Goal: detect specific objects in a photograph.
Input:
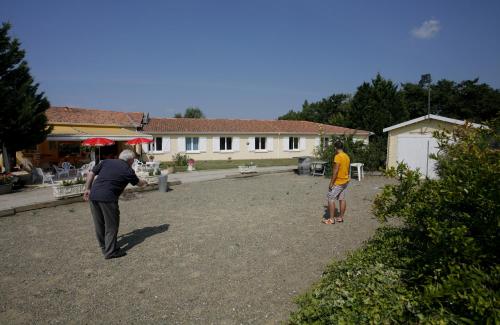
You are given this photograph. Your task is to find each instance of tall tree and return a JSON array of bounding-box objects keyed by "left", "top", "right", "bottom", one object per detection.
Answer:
[
  {"left": 278, "top": 95, "right": 351, "bottom": 127},
  {"left": 401, "top": 78, "right": 500, "bottom": 122},
  {"left": 0, "top": 23, "right": 51, "bottom": 172},
  {"left": 183, "top": 106, "right": 205, "bottom": 119},
  {"left": 349, "top": 74, "right": 407, "bottom": 136}
]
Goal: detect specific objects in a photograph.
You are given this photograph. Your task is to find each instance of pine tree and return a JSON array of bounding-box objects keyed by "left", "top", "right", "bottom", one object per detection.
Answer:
[{"left": 0, "top": 22, "right": 51, "bottom": 172}]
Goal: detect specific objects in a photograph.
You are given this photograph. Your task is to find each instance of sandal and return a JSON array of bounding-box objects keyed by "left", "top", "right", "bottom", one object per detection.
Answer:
[
  {"left": 335, "top": 217, "right": 344, "bottom": 223},
  {"left": 322, "top": 219, "right": 334, "bottom": 224}
]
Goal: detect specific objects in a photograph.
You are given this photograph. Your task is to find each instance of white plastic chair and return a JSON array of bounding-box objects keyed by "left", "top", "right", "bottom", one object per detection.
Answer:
[
  {"left": 132, "top": 159, "right": 145, "bottom": 172},
  {"left": 77, "top": 161, "right": 96, "bottom": 178},
  {"left": 62, "top": 162, "right": 76, "bottom": 176},
  {"left": 350, "top": 163, "right": 364, "bottom": 181},
  {"left": 35, "top": 168, "right": 54, "bottom": 184},
  {"left": 53, "top": 165, "right": 69, "bottom": 179}
]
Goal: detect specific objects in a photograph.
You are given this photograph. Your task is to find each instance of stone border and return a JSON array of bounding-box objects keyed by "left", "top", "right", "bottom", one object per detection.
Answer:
[{"left": 0, "top": 181, "right": 182, "bottom": 218}]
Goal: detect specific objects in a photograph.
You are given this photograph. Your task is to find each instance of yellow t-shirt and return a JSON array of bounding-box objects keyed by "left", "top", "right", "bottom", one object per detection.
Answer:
[{"left": 333, "top": 151, "right": 350, "bottom": 185}]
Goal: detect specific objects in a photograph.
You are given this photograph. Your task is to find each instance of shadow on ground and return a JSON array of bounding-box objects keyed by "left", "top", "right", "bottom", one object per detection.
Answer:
[{"left": 118, "top": 224, "right": 170, "bottom": 252}]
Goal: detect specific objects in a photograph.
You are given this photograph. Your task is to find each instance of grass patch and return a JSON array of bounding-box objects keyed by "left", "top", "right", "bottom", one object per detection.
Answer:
[{"left": 160, "top": 158, "right": 296, "bottom": 171}]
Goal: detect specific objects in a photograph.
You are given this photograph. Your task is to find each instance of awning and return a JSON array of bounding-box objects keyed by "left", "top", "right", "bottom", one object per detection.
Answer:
[{"left": 47, "top": 125, "right": 153, "bottom": 141}]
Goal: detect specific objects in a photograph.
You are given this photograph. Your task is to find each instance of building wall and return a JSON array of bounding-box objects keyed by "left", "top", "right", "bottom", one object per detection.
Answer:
[
  {"left": 386, "top": 120, "right": 457, "bottom": 169},
  {"left": 145, "top": 133, "right": 369, "bottom": 162}
]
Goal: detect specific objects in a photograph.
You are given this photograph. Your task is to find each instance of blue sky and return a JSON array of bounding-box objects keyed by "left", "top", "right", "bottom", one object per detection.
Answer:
[{"left": 1, "top": 0, "right": 499, "bottom": 119}]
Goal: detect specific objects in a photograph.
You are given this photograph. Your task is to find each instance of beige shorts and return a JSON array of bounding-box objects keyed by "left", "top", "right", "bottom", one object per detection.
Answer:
[{"left": 327, "top": 183, "right": 348, "bottom": 201}]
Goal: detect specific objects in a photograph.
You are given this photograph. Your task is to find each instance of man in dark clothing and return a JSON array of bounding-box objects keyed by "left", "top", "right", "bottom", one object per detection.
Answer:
[{"left": 83, "top": 149, "right": 147, "bottom": 259}]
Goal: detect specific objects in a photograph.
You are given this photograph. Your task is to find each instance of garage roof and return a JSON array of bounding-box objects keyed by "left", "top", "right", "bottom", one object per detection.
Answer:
[{"left": 383, "top": 114, "right": 484, "bottom": 133}]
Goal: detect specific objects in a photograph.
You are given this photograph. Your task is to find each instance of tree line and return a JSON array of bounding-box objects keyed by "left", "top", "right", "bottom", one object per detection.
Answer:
[{"left": 279, "top": 73, "right": 500, "bottom": 137}]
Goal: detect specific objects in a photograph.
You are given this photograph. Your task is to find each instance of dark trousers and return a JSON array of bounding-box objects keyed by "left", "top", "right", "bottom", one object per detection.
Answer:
[{"left": 90, "top": 200, "right": 120, "bottom": 258}]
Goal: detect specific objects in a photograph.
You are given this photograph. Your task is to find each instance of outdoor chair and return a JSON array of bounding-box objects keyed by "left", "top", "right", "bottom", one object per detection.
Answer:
[
  {"left": 34, "top": 167, "right": 54, "bottom": 184},
  {"left": 62, "top": 162, "right": 76, "bottom": 176},
  {"left": 350, "top": 163, "right": 364, "bottom": 181},
  {"left": 77, "top": 161, "right": 95, "bottom": 178},
  {"left": 53, "top": 165, "right": 69, "bottom": 179},
  {"left": 132, "top": 159, "right": 145, "bottom": 172}
]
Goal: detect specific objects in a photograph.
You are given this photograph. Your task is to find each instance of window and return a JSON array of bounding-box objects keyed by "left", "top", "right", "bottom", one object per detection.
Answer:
[
  {"left": 220, "top": 137, "right": 232, "bottom": 151},
  {"left": 255, "top": 137, "right": 266, "bottom": 150},
  {"left": 149, "top": 137, "right": 163, "bottom": 152},
  {"left": 186, "top": 137, "right": 199, "bottom": 151},
  {"left": 289, "top": 137, "right": 299, "bottom": 150},
  {"left": 321, "top": 137, "right": 329, "bottom": 148}
]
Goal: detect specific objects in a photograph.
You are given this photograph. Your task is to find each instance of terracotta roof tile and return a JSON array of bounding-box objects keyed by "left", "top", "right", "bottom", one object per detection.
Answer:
[
  {"left": 144, "top": 118, "right": 370, "bottom": 136},
  {"left": 46, "top": 107, "right": 144, "bottom": 127}
]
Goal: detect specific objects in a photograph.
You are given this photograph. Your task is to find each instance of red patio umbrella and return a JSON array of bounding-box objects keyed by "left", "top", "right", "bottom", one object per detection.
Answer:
[
  {"left": 82, "top": 137, "right": 115, "bottom": 161},
  {"left": 126, "top": 137, "right": 153, "bottom": 145},
  {"left": 126, "top": 137, "right": 153, "bottom": 161}
]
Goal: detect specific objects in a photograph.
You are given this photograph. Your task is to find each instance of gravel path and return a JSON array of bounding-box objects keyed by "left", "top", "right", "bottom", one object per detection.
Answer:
[{"left": 0, "top": 173, "right": 390, "bottom": 324}]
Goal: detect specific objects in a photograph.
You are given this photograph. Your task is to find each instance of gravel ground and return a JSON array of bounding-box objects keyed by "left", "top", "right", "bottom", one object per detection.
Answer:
[{"left": 0, "top": 173, "right": 390, "bottom": 324}]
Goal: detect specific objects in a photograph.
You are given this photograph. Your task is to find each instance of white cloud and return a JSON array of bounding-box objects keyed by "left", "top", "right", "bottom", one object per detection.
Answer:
[{"left": 411, "top": 19, "right": 441, "bottom": 39}]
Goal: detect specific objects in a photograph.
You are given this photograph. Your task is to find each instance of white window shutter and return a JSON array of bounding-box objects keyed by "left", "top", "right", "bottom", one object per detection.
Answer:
[
  {"left": 233, "top": 137, "right": 240, "bottom": 152},
  {"left": 283, "top": 137, "right": 289, "bottom": 151},
  {"left": 248, "top": 137, "right": 255, "bottom": 152},
  {"left": 177, "top": 137, "right": 186, "bottom": 152},
  {"left": 162, "top": 137, "right": 170, "bottom": 152},
  {"left": 142, "top": 143, "right": 149, "bottom": 153},
  {"left": 315, "top": 137, "right": 320, "bottom": 147},
  {"left": 299, "top": 137, "right": 306, "bottom": 151},
  {"left": 200, "top": 137, "right": 207, "bottom": 152},
  {"left": 212, "top": 137, "right": 220, "bottom": 152},
  {"left": 267, "top": 137, "right": 273, "bottom": 151}
]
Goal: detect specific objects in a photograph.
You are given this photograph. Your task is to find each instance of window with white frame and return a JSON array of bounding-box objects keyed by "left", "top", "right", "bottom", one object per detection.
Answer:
[
  {"left": 320, "top": 137, "right": 329, "bottom": 148},
  {"left": 186, "top": 137, "right": 199, "bottom": 151},
  {"left": 149, "top": 137, "right": 163, "bottom": 152},
  {"left": 220, "top": 137, "right": 232, "bottom": 151},
  {"left": 255, "top": 137, "right": 266, "bottom": 150},
  {"left": 289, "top": 137, "right": 299, "bottom": 150}
]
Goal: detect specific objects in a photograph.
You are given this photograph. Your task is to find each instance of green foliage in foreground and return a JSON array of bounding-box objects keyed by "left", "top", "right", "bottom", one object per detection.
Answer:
[{"left": 291, "top": 123, "right": 500, "bottom": 324}]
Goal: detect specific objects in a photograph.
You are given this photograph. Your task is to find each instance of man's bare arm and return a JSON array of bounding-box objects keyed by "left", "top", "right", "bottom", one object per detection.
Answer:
[
  {"left": 329, "top": 163, "right": 339, "bottom": 189},
  {"left": 83, "top": 171, "right": 95, "bottom": 201}
]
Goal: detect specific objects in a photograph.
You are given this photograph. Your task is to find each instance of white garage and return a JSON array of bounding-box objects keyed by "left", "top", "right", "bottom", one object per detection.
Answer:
[{"left": 383, "top": 114, "right": 482, "bottom": 178}]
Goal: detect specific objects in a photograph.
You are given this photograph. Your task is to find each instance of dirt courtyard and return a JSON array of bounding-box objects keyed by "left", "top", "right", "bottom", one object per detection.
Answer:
[{"left": 0, "top": 173, "right": 390, "bottom": 324}]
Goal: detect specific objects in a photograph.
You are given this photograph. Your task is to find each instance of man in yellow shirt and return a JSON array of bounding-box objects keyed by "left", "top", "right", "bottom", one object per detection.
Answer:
[{"left": 323, "top": 141, "right": 350, "bottom": 224}]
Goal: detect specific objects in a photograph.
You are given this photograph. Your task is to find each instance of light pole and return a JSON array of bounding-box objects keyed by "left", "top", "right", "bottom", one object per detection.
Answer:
[{"left": 420, "top": 74, "right": 432, "bottom": 116}]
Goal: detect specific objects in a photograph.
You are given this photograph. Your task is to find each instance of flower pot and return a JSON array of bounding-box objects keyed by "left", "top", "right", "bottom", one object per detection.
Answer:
[
  {"left": 238, "top": 165, "right": 257, "bottom": 174},
  {"left": 53, "top": 183, "right": 86, "bottom": 199},
  {"left": 0, "top": 183, "right": 13, "bottom": 195}
]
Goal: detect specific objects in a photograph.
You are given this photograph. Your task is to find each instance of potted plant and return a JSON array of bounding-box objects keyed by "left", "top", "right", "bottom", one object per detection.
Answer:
[
  {"left": 238, "top": 162, "right": 257, "bottom": 174},
  {"left": 0, "top": 174, "right": 14, "bottom": 195},
  {"left": 187, "top": 158, "right": 195, "bottom": 171},
  {"left": 142, "top": 169, "right": 160, "bottom": 184},
  {"left": 53, "top": 177, "right": 86, "bottom": 199}
]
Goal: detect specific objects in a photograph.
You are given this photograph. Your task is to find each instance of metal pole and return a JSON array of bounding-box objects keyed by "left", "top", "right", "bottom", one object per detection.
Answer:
[{"left": 427, "top": 84, "right": 431, "bottom": 116}]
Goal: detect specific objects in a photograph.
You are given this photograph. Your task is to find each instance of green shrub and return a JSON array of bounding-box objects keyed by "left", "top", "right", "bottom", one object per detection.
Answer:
[
  {"left": 172, "top": 153, "right": 189, "bottom": 166},
  {"left": 290, "top": 227, "right": 418, "bottom": 324},
  {"left": 292, "top": 122, "right": 500, "bottom": 323},
  {"left": 315, "top": 135, "right": 386, "bottom": 173},
  {"left": 61, "top": 177, "right": 85, "bottom": 186}
]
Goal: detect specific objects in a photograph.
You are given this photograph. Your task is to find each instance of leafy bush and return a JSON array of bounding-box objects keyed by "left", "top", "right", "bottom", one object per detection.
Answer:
[
  {"left": 61, "top": 177, "right": 85, "bottom": 186},
  {"left": 172, "top": 153, "right": 189, "bottom": 166},
  {"left": 290, "top": 227, "right": 417, "bottom": 324},
  {"left": 0, "top": 174, "right": 14, "bottom": 185},
  {"left": 291, "top": 122, "right": 500, "bottom": 323},
  {"left": 315, "top": 135, "right": 386, "bottom": 173}
]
